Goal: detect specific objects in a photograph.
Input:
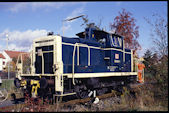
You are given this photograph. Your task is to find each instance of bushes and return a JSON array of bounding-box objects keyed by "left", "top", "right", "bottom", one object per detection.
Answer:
[{"left": 143, "top": 49, "right": 168, "bottom": 104}]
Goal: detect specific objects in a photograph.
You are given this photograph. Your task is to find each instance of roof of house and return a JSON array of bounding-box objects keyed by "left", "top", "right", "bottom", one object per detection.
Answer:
[
  {"left": 0, "top": 53, "right": 5, "bottom": 59},
  {"left": 4, "top": 50, "right": 27, "bottom": 59}
]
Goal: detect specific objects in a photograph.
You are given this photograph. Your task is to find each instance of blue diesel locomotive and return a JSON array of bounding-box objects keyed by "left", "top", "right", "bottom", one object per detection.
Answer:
[{"left": 15, "top": 23, "right": 138, "bottom": 100}]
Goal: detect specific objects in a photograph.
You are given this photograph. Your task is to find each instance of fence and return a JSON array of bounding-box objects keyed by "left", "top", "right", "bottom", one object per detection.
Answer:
[{"left": 0, "top": 72, "right": 16, "bottom": 79}]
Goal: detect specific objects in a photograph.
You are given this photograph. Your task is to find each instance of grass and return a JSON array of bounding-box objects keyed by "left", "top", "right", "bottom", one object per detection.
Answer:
[
  {"left": 0, "top": 79, "right": 14, "bottom": 91},
  {"left": 0, "top": 84, "right": 168, "bottom": 112},
  {"left": 0, "top": 74, "right": 168, "bottom": 112},
  {"left": 0, "top": 79, "right": 23, "bottom": 100},
  {"left": 57, "top": 82, "right": 168, "bottom": 112}
]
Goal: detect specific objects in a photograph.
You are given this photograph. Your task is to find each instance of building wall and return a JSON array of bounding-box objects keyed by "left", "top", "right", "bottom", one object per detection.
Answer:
[
  {"left": 2, "top": 51, "right": 11, "bottom": 68},
  {"left": 2, "top": 58, "right": 6, "bottom": 70},
  {"left": 0, "top": 58, "right": 2, "bottom": 71},
  {"left": 2, "top": 51, "right": 11, "bottom": 62},
  {"left": 0, "top": 51, "right": 12, "bottom": 71},
  {"left": 0, "top": 58, "right": 7, "bottom": 71}
]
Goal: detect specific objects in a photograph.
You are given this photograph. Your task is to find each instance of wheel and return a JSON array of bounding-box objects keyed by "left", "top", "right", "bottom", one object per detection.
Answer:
[
  {"left": 76, "top": 90, "right": 89, "bottom": 99},
  {"left": 115, "top": 85, "right": 124, "bottom": 95},
  {"left": 40, "top": 77, "right": 48, "bottom": 89},
  {"left": 14, "top": 78, "right": 20, "bottom": 88},
  {"left": 0, "top": 88, "right": 8, "bottom": 102},
  {"left": 75, "top": 85, "right": 89, "bottom": 99},
  {"left": 97, "top": 88, "right": 108, "bottom": 96}
]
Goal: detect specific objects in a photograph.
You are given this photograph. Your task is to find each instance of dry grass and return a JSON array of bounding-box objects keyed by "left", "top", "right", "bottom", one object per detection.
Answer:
[
  {"left": 1, "top": 78, "right": 168, "bottom": 112},
  {"left": 55, "top": 83, "right": 167, "bottom": 112},
  {"left": 57, "top": 83, "right": 168, "bottom": 112}
]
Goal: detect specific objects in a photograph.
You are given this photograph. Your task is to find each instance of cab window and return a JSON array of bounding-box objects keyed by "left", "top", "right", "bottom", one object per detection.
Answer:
[{"left": 110, "top": 35, "right": 122, "bottom": 48}]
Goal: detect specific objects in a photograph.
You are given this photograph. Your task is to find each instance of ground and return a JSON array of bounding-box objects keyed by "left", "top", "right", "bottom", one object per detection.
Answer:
[{"left": 0, "top": 75, "right": 168, "bottom": 112}]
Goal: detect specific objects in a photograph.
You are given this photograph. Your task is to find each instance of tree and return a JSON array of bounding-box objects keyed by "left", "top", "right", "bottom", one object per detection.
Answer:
[
  {"left": 144, "top": 13, "right": 168, "bottom": 100},
  {"left": 144, "top": 13, "right": 168, "bottom": 58},
  {"left": 12, "top": 57, "right": 17, "bottom": 64},
  {"left": 143, "top": 49, "right": 153, "bottom": 73},
  {"left": 4, "top": 61, "right": 16, "bottom": 72},
  {"left": 22, "top": 54, "right": 31, "bottom": 74},
  {"left": 143, "top": 49, "right": 158, "bottom": 76},
  {"left": 3, "top": 57, "right": 18, "bottom": 73},
  {"left": 110, "top": 9, "right": 141, "bottom": 52},
  {"left": 144, "top": 13, "right": 168, "bottom": 79}
]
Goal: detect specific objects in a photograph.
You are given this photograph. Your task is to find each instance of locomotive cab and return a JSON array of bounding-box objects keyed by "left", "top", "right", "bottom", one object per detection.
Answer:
[{"left": 76, "top": 23, "right": 124, "bottom": 49}]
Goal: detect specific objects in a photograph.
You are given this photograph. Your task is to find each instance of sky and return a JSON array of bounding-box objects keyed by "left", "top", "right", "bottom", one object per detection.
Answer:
[{"left": 0, "top": 1, "right": 167, "bottom": 57}]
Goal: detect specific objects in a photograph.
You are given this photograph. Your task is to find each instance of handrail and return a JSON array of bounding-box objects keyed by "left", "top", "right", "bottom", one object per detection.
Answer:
[
  {"left": 136, "top": 59, "right": 138, "bottom": 81},
  {"left": 88, "top": 46, "right": 90, "bottom": 66},
  {"left": 21, "top": 54, "right": 23, "bottom": 74},
  {"left": 72, "top": 43, "right": 91, "bottom": 85},
  {"left": 72, "top": 43, "right": 78, "bottom": 85},
  {"left": 30, "top": 50, "right": 33, "bottom": 74},
  {"left": 16, "top": 51, "right": 54, "bottom": 75},
  {"left": 42, "top": 52, "right": 44, "bottom": 74},
  {"left": 123, "top": 40, "right": 125, "bottom": 62},
  {"left": 142, "top": 68, "right": 144, "bottom": 83}
]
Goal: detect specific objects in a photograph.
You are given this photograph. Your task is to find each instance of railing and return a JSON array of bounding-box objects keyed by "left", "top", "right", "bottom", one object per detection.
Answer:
[
  {"left": 142, "top": 68, "right": 144, "bottom": 82},
  {"left": 16, "top": 52, "right": 31, "bottom": 75},
  {"left": 72, "top": 43, "right": 78, "bottom": 85},
  {"left": 17, "top": 50, "right": 54, "bottom": 75},
  {"left": 72, "top": 43, "right": 91, "bottom": 85}
]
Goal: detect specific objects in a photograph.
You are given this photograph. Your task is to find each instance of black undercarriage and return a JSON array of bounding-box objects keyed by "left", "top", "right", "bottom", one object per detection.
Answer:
[{"left": 15, "top": 75, "right": 137, "bottom": 100}]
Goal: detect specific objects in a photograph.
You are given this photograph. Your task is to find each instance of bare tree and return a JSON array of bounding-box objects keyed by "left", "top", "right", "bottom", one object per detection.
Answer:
[{"left": 144, "top": 13, "right": 168, "bottom": 57}]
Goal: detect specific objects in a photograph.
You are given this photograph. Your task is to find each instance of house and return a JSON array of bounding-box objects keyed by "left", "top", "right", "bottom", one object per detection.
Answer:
[
  {"left": 0, "top": 53, "right": 6, "bottom": 71},
  {"left": 0, "top": 50, "right": 27, "bottom": 71},
  {"left": 3, "top": 50, "right": 27, "bottom": 61}
]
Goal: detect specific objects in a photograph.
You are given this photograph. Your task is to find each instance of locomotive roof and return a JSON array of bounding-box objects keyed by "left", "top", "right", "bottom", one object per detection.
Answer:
[{"left": 76, "top": 29, "right": 108, "bottom": 38}]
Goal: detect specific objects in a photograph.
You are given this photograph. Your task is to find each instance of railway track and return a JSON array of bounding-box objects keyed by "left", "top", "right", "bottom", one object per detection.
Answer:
[
  {"left": 0, "top": 83, "right": 149, "bottom": 111},
  {"left": 0, "top": 90, "right": 120, "bottom": 111},
  {"left": 59, "top": 82, "right": 150, "bottom": 107},
  {"left": 59, "top": 90, "right": 119, "bottom": 107},
  {"left": 60, "top": 83, "right": 147, "bottom": 106}
]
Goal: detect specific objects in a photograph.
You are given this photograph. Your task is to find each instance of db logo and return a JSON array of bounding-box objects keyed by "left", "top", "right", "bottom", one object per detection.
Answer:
[{"left": 115, "top": 54, "right": 119, "bottom": 59}]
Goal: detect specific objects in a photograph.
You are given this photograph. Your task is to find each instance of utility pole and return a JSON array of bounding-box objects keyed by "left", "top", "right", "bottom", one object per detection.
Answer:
[
  {"left": 6, "top": 34, "right": 9, "bottom": 50},
  {"left": 6, "top": 34, "right": 10, "bottom": 79}
]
